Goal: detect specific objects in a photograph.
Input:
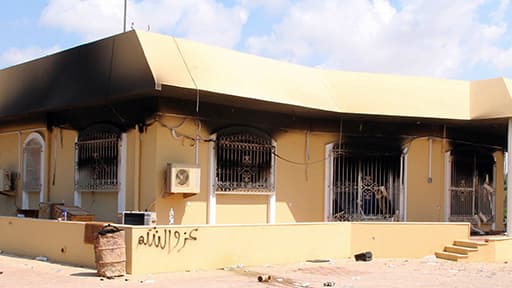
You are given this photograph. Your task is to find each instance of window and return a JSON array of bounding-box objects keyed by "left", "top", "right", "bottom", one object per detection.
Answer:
[
  {"left": 215, "top": 128, "right": 275, "bottom": 194},
  {"left": 22, "top": 132, "right": 45, "bottom": 209},
  {"left": 329, "top": 141, "right": 402, "bottom": 221},
  {"left": 448, "top": 148, "right": 495, "bottom": 222},
  {"left": 23, "top": 136, "right": 43, "bottom": 191},
  {"left": 75, "top": 124, "right": 120, "bottom": 191}
]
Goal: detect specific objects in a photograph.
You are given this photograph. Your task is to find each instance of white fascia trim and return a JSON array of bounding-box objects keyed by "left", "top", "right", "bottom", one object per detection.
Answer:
[
  {"left": 73, "top": 134, "right": 81, "bottom": 207},
  {"left": 324, "top": 143, "right": 335, "bottom": 222},
  {"left": 444, "top": 152, "right": 451, "bottom": 222},
  {"left": 208, "top": 135, "right": 216, "bottom": 224}
]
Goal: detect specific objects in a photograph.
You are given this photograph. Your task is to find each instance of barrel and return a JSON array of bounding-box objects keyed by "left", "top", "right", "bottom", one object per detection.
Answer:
[{"left": 94, "top": 225, "right": 126, "bottom": 277}]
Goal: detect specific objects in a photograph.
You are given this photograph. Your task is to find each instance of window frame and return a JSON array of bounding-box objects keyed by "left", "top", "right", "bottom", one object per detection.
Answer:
[
  {"left": 212, "top": 127, "right": 276, "bottom": 195},
  {"left": 22, "top": 132, "right": 45, "bottom": 209},
  {"left": 74, "top": 124, "right": 121, "bottom": 192}
]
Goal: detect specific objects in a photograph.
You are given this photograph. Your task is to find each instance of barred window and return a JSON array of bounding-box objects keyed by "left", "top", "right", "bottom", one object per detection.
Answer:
[
  {"left": 23, "top": 135, "right": 44, "bottom": 192},
  {"left": 75, "top": 124, "right": 120, "bottom": 192},
  {"left": 215, "top": 128, "right": 275, "bottom": 194}
]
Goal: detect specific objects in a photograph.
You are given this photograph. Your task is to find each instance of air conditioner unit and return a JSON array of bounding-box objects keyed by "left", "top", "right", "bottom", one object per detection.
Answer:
[
  {"left": 0, "top": 169, "right": 11, "bottom": 192},
  {"left": 122, "top": 211, "right": 156, "bottom": 225},
  {"left": 166, "top": 163, "right": 200, "bottom": 194}
]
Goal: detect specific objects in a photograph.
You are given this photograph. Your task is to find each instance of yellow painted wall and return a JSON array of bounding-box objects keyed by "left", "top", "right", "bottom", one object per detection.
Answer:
[
  {"left": 0, "top": 133, "right": 20, "bottom": 215},
  {"left": 48, "top": 128, "right": 76, "bottom": 206},
  {"left": 151, "top": 117, "right": 209, "bottom": 225},
  {"left": 351, "top": 222, "right": 469, "bottom": 258},
  {"left": 0, "top": 128, "right": 50, "bottom": 214},
  {"left": 406, "top": 138, "right": 445, "bottom": 221},
  {"left": 125, "top": 129, "right": 139, "bottom": 211},
  {"left": 216, "top": 195, "right": 268, "bottom": 224},
  {"left": 0, "top": 217, "right": 485, "bottom": 275},
  {"left": 125, "top": 222, "right": 351, "bottom": 274},
  {"left": 149, "top": 116, "right": 339, "bottom": 225},
  {"left": 274, "top": 131, "right": 337, "bottom": 223},
  {"left": 80, "top": 192, "right": 118, "bottom": 222},
  {"left": 0, "top": 217, "right": 95, "bottom": 267},
  {"left": 489, "top": 237, "right": 512, "bottom": 262}
]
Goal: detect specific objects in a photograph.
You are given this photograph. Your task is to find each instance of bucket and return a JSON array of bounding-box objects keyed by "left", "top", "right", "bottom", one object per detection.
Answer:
[{"left": 94, "top": 225, "right": 126, "bottom": 277}]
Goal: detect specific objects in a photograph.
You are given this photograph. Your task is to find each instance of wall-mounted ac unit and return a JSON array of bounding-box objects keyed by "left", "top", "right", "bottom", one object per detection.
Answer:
[
  {"left": 0, "top": 169, "right": 11, "bottom": 192},
  {"left": 122, "top": 211, "right": 156, "bottom": 225},
  {"left": 166, "top": 163, "right": 200, "bottom": 194}
]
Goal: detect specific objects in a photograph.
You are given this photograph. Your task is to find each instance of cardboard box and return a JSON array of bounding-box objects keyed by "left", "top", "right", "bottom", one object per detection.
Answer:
[{"left": 54, "top": 205, "right": 95, "bottom": 222}]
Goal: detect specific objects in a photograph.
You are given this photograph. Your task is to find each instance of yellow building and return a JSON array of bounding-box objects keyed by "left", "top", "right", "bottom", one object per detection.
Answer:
[{"left": 0, "top": 30, "right": 510, "bottom": 233}]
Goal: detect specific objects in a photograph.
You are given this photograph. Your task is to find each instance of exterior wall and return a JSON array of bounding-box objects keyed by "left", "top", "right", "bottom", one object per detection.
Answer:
[
  {"left": 351, "top": 222, "right": 469, "bottom": 258},
  {"left": 406, "top": 138, "right": 445, "bottom": 222},
  {"left": 0, "top": 126, "right": 49, "bottom": 215},
  {"left": 47, "top": 128, "right": 120, "bottom": 222},
  {"left": 0, "top": 132, "right": 20, "bottom": 215},
  {"left": 124, "top": 129, "right": 139, "bottom": 212},
  {"left": 150, "top": 115, "right": 339, "bottom": 225},
  {"left": 274, "top": 131, "right": 337, "bottom": 223},
  {"left": 125, "top": 222, "right": 351, "bottom": 274},
  {"left": 152, "top": 117, "right": 209, "bottom": 225},
  {"left": 0, "top": 117, "right": 505, "bottom": 229},
  {"left": 0, "top": 218, "right": 473, "bottom": 275},
  {"left": 48, "top": 128, "right": 76, "bottom": 206},
  {"left": 0, "top": 217, "right": 95, "bottom": 267}
]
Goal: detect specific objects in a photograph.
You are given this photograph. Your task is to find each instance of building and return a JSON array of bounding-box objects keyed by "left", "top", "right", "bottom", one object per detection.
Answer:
[{"left": 0, "top": 30, "right": 509, "bottom": 232}]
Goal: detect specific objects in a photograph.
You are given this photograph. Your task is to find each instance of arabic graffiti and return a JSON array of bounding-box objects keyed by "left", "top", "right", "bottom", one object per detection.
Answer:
[{"left": 137, "top": 227, "right": 198, "bottom": 253}]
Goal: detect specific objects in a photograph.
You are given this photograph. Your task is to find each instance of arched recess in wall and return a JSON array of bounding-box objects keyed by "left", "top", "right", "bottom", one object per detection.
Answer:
[
  {"left": 73, "top": 123, "right": 127, "bottom": 216},
  {"left": 22, "top": 132, "right": 45, "bottom": 209},
  {"left": 208, "top": 126, "right": 276, "bottom": 224}
]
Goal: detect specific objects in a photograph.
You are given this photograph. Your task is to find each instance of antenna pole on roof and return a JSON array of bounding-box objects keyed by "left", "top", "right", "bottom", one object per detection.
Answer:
[{"left": 123, "top": 0, "right": 127, "bottom": 32}]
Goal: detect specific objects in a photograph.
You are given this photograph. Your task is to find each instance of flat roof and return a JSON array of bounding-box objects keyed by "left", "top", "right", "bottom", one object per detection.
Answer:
[{"left": 0, "top": 30, "right": 510, "bottom": 121}]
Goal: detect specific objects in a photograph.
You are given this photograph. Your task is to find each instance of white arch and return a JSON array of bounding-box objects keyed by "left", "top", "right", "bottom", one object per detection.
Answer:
[{"left": 22, "top": 132, "right": 45, "bottom": 209}]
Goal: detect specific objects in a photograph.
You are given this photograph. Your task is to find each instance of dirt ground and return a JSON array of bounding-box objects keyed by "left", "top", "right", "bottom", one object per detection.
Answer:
[{"left": 1, "top": 252, "right": 512, "bottom": 288}]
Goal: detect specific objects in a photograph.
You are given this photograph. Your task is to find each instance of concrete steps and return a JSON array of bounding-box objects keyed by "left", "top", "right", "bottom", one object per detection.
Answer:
[
  {"left": 435, "top": 239, "right": 487, "bottom": 262},
  {"left": 435, "top": 251, "right": 469, "bottom": 261}
]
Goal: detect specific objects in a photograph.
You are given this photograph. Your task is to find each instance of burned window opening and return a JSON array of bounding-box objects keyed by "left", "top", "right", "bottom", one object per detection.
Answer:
[
  {"left": 331, "top": 143, "right": 401, "bottom": 221},
  {"left": 75, "top": 124, "right": 120, "bottom": 192},
  {"left": 215, "top": 129, "right": 275, "bottom": 194},
  {"left": 449, "top": 148, "right": 496, "bottom": 224}
]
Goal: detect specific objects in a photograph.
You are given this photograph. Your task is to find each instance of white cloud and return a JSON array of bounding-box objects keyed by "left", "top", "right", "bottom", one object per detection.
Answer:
[
  {"left": 40, "top": 0, "right": 124, "bottom": 40},
  {"left": 237, "top": 0, "right": 292, "bottom": 14},
  {"left": 34, "top": 0, "right": 512, "bottom": 79},
  {"left": 40, "top": 0, "right": 248, "bottom": 48},
  {"left": 246, "top": 0, "right": 512, "bottom": 79},
  {"left": 0, "top": 45, "right": 60, "bottom": 68}
]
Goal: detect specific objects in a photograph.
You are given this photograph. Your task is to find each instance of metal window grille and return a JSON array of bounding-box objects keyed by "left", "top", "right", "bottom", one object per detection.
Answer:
[
  {"left": 449, "top": 151, "right": 495, "bottom": 222},
  {"left": 331, "top": 145, "right": 401, "bottom": 221},
  {"left": 215, "top": 131, "right": 275, "bottom": 194},
  {"left": 75, "top": 125, "right": 120, "bottom": 192},
  {"left": 23, "top": 139, "right": 42, "bottom": 191}
]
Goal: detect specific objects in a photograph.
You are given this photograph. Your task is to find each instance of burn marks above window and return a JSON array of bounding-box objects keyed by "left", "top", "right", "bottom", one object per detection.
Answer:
[{"left": 215, "top": 128, "right": 275, "bottom": 194}]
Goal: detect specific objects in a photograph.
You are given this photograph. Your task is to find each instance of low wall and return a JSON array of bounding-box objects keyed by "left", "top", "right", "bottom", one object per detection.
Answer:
[
  {"left": 0, "top": 217, "right": 95, "bottom": 267},
  {"left": 123, "top": 222, "right": 351, "bottom": 274},
  {"left": 0, "top": 217, "right": 475, "bottom": 275},
  {"left": 351, "top": 222, "right": 470, "bottom": 258},
  {"left": 486, "top": 237, "right": 512, "bottom": 262}
]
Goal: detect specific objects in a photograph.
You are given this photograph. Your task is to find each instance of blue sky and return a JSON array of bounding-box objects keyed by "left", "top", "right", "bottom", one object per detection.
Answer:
[{"left": 1, "top": 0, "right": 511, "bottom": 80}]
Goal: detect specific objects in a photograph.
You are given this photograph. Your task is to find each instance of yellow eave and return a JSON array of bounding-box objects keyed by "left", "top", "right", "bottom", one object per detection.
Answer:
[{"left": 135, "top": 30, "right": 512, "bottom": 121}]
